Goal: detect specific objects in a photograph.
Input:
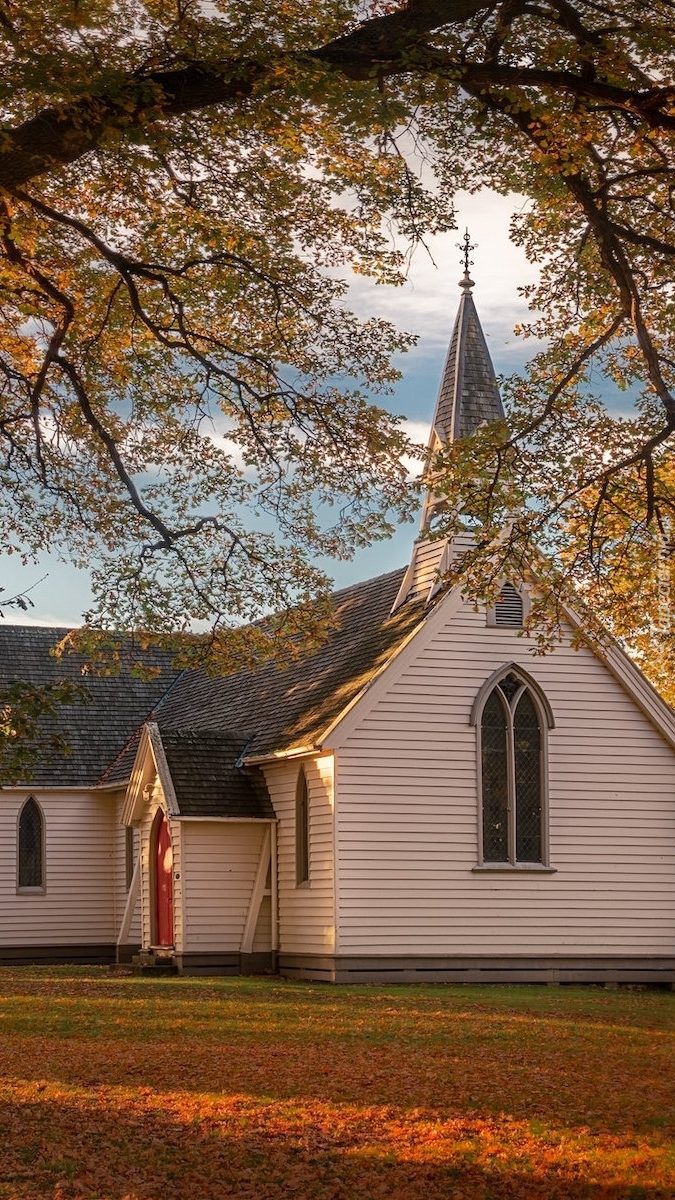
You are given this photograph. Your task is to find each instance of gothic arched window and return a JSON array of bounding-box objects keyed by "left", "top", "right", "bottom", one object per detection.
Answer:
[
  {"left": 472, "top": 668, "right": 554, "bottom": 867},
  {"left": 295, "top": 769, "right": 309, "bottom": 886},
  {"left": 18, "top": 797, "right": 44, "bottom": 889}
]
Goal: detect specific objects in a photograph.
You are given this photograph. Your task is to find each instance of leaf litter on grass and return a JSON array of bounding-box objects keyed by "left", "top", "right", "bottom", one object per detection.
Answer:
[{"left": 0, "top": 970, "right": 674, "bottom": 1199}]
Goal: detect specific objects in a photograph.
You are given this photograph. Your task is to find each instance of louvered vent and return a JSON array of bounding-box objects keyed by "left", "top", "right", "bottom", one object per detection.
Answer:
[{"left": 494, "top": 583, "right": 523, "bottom": 627}]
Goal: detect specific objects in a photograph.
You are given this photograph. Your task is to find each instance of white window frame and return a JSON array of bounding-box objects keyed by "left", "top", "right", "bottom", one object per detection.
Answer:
[
  {"left": 16, "top": 795, "right": 46, "bottom": 893},
  {"left": 470, "top": 663, "right": 556, "bottom": 873}
]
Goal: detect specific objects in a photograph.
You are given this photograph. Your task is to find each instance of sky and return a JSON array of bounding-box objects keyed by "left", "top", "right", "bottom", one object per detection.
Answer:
[{"left": 0, "top": 191, "right": 540, "bottom": 628}]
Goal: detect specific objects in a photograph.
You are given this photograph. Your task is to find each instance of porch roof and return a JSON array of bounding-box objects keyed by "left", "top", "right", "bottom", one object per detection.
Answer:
[{"left": 157, "top": 729, "right": 275, "bottom": 818}]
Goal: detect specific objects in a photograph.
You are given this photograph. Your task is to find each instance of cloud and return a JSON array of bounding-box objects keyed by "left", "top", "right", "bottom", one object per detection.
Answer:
[{"left": 347, "top": 190, "right": 540, "bottom": 364}]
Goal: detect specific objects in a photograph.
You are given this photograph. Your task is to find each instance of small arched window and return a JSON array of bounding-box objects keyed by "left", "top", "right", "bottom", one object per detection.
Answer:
[
  {"left": 18, "top": 797, "right": 44, "bottom": 889},
  {"left": 295, "top": 769, "right": 309, "bottom": 886},
  {"left": 472, "top": 668, "right": 553, "bottom": 868}
]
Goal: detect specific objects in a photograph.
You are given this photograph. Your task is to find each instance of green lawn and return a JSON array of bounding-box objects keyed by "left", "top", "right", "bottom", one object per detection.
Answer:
[{"left": 0, "top": 968, "right": 673, "bottom": 1198}]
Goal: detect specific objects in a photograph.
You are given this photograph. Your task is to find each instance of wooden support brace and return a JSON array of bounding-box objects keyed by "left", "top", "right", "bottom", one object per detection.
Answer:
[
  {"left": 116, "top": 850, "right": 141, "bottom": 946},
  {"left": 240, "top": 825, "right": 272, "bottom": 955}
]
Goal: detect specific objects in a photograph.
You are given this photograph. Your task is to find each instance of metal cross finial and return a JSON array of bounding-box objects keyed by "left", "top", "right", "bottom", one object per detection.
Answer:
[{"left": 457, "top": 227, "right": 476, "bottom": 291}]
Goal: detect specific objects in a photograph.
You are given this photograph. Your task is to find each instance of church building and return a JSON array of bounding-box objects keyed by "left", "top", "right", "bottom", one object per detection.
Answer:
[{"left": 2, "top": 272, "right": 675, "bottom": 985}]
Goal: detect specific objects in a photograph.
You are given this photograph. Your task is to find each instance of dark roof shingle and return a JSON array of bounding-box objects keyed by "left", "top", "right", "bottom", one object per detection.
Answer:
[
  {"left": 0, "top": 568, "right": 425, "bottom": 802},
  {"left": 434, "top": 290, "right": 504, "bottom": 442},
  {"left": 159, "top": 729, "right": 275, "bottom": 818},
  {"left": 0, "top": 626, "right": 181, "bottom": 787},
  {"left": 152, "top": 567, "right": 423, "bottom": 761}
]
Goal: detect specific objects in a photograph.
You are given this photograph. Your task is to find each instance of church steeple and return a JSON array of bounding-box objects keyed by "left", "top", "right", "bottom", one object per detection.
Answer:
[
  {"left": 392, "top": 235, "right": 505, "bottom": 612},
  {"left": 428, "top": 235, "right": 504, "bottom": 450}
]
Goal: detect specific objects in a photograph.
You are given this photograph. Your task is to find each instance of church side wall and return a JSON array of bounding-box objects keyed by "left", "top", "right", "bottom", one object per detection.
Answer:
[
  {"left": 0, "top": 788, "right": 117, "bottom": 955},
  {"left": 263, "top": 755, "right": 335, "bottom": 958},
  {"left": 180, "top": 820, "right": 269, "bottom": 954},
  {"left": 330, "top": 596, "right": 675, "bottom": 961}
]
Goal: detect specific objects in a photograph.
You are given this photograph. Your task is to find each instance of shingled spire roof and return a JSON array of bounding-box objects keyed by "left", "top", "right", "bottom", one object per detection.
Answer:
[
  {"left": 392, "top": 240, "right": 506, "bottom": 612},
  {"left": 429, "top": 267, "right": 504, "bottom": 449}
]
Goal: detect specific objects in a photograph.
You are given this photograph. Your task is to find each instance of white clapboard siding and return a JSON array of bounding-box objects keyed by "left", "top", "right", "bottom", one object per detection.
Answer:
[
  {"left": 0, "top": 789, "right": 117, "bottom": 945},
  {"left": 139, "top": 784, "right": 184, "bottom": 951},
  {"left": 264, "top": 755, "right": 335, "bottom": 954},
  {"left": 329, "top": 592, "right": 675, "bottom": 956},
  {"left": 405, "top": 540, "right": 446, "bottom": 602},
  {"left": 180, "top": 820, "right": 269, "bottom": 953}
]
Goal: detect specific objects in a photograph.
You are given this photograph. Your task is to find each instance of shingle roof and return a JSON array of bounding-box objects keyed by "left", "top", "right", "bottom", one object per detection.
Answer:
[
  {"left": 433, "top": 287, "right": 504, "bottom": 443},
  {"left": 158, "top": 730, "right": 275, "bottom": 818},
  {"left": 149, "top": 567, "right": 423, "bottom": 761},
  {"left": 0, "top": 626, "right": 181, "bottom": 787},
  {"left": 98, "top": 567, "right": 424, "bottom": 814}
]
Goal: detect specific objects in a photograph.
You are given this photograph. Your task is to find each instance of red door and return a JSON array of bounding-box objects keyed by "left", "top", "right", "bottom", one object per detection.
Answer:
[{"left": 155, "top": 812, "right": 174, "bottom": 947}]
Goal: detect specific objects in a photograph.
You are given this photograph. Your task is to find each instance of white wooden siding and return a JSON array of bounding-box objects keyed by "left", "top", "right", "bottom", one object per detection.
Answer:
[
  {"left": 0, "top": 789, "right": 117, "bottom": 946},
  {"left": 180, "top": 821, "right": 269, "bottom": 953},
  {"left": 329, "top": 592, "right": 675, "bottom": 956},
  {"left": 263, "top": 755, "right": 335, "bottom": 954}
]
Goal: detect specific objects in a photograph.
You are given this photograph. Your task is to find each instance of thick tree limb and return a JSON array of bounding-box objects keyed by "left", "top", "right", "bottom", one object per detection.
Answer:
[
  {"left": 2, "top": 0, "right": 675, "bottom": 192},
  {"left": 0, "top": 1, "right": 495, "bottom": 189}
]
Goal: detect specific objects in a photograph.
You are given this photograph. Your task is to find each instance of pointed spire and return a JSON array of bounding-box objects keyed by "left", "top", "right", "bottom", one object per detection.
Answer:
[
  {"left": 416, "top": 236, "right": 505, "bottom": 537},
  {"left": 429, "top": 230, "right": 504, "bottom": 450},
  {"left": 391, "top": 240, "right": 506, "bottom": 613}
]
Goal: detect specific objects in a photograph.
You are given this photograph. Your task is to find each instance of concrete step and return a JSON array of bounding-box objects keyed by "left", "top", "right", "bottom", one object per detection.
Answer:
[{"left": 131, "top": 951, "right": 177, "bottom": 976}]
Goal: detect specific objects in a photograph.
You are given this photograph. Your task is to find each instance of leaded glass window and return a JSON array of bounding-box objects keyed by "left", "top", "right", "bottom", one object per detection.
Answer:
[
  {"left": 18, "top": 798, "right": 44, "bottom": 888},
  {"left": 296, "top": 770, "right": 309, "bottom": 885},
  {"left": 480, "top": 677, "right": 545, "bottom": 864},
  {"left": 481, "top": 690, "right": 508, "bottom": 862},
  {"left": 514, "top": 691, "right": 542, "bottom": 862},
  {"left": 125, "top": 825, "right": 136, "bottom": 890}
]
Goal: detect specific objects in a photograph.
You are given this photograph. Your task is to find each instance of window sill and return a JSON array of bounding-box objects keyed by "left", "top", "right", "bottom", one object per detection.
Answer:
[
  {"left": 17, "top": 886, "right": 46, "bottom": 894},
  {"left": 472, "top": 864, "right": 556, "bottom": 874}
]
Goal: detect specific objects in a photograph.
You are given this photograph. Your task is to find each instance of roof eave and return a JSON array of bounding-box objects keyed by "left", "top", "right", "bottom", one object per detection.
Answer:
[
  {"left": 560, "top": 600, "right": 675, "bottom": 750},
  {"left": 170, "top": 814, "right": 278, "bottom": 822},
  {"left": 240, "top": 743, "right": 320, "bottom": 767}
]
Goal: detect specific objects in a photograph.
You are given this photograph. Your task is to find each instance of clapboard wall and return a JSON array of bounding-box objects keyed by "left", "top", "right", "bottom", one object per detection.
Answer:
[
  {"left": 0, "top": 787, "right": 122, "bottom": 957},
  {"left": 180, "top": 819, "right": 269, "bottom": 953},
  {"left": 327, "top": 590, "right": 675, "bottom": 959},
  {"left": 113, "top": 791, "right": 140, "bottom": 947},
  {"left": 264, "top": 754, "right": 335, "bottom": 956}
]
